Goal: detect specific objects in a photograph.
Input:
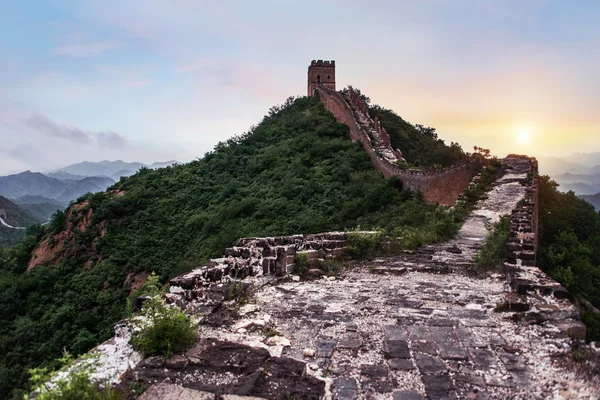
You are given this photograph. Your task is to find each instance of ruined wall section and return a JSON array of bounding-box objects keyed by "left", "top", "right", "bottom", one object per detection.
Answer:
[
  {"left": 502, "top": 157, "right": 587, "bottom": 340},
  {"left": 167, "top": 232, "right": 349, "bottom": 312},
  {"left": 317, "top": 86, "right": 473, "bottom": 206}
]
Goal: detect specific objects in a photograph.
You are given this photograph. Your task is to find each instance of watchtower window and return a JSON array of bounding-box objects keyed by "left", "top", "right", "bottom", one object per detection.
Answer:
[
  {"left": 317, "top": 75, "right": 321, "bottom": 84},
  {"left": 327, "top": 75, "right": 330, "bottom": 79}
]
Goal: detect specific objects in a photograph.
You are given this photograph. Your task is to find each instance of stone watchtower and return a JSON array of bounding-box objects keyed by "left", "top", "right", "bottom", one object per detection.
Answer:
[{"left": 307, "top": 60, "right": 335, "bottom": 96}]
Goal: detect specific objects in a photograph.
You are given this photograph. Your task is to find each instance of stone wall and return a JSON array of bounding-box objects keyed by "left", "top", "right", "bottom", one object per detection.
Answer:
[
  {"left": 167, "top": 232, "right": 348, "bottom": 312},
  {"left": 317, "top": 86, "right": 474, "bottom": 206},
  {"left": 502, "top": 157, "right": 587, "bottom": 340}
]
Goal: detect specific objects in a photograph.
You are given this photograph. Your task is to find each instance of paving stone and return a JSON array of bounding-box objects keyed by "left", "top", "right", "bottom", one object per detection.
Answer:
[
  {"left": 384, "top": 326, "right": 411, "bottom": 358},
  {"left": 407, "top": 325, "right": 430, "bottom": 339},
  {"left": 338, "top": 333, "right": 362, "bottom": 350},
  {"left": 315, "top": 339, "right": 337, "bottom": 358},
  {"left": 412, "top": 340, "right": 438, "bottom": 355},
  {"left": 429, "top": 327, "right": 455, "bottom": 342},
  {"left": 388, "top": 358, "right": 416, "bottom": 371},
  {"left": 427, "top": 318, "right": 459, "bottom": 327},
  {"left": 421, "top": 374, "right": 456, "bottom": 398},
  {"left": 437, "top": 341, "right": 468, "bottom": 361},
  {"left": 392, "top": 390, "right": 425, "bottom": 400},
  {"left": 468, "top": 348, "right": 496, "bottom": 370},
  {"left": 332, "top": 377, "right": 357, "bottom": 400},
  {"left": 484, "top": 375, "right": 516, "bottom": 388},
  {"left": 499, "top": 353, "right": 526, "bottom": 371},
  {"left": 453, "top": 373, "right": 485, "bottom": 387},
  {"left": 415, "top": 353, "right": 448, "bottom": 375},
  {"left": 360, "top": 364, "right": 389, "bottom": 378}
]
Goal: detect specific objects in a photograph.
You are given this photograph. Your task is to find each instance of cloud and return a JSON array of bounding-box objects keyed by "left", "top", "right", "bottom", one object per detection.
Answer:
[
  {"left": 24, "top": 114, "right": 128, "bottom": 148},
  {"left": 54, "top": 41, "right": 126, "bottom": 57},
  {"left": 175, "top": 59, "right": 214, "bottom": 73}
]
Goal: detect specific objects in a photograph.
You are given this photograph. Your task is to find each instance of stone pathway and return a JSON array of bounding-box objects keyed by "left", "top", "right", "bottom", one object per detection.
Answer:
[{"left": 119, "top": 158, "right": 599, "bottom": 400}]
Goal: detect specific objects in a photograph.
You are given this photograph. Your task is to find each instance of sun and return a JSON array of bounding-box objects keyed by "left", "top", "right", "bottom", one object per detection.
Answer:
[{"left": 516, "top": 129, "right": 531, "bottom": 144}]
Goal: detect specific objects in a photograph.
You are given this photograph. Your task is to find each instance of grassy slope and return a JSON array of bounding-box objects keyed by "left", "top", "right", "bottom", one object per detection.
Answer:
[{"left": 0, "top": 95, "right": 467, "bottom": 398}]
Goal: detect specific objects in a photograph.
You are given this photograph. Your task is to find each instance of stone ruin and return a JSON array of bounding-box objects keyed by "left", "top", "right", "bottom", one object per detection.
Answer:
[{"left": 76, "top": 156, "right": 599, "bottom": 400}]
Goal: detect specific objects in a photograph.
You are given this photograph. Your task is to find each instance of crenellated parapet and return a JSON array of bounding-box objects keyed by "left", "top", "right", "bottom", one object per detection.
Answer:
[{"left": 501, "top": 156, "right": 587, "bottom": 340}]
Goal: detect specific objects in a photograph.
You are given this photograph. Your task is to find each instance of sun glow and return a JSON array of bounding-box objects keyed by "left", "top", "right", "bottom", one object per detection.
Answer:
[{"left": 516, "top": 129, "right": 531, "bottom": 144}]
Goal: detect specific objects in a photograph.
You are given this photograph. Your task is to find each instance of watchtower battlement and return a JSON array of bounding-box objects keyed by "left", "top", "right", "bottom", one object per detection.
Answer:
[{"left": 307, "top": 60, "right": 335, "bottom": 96}]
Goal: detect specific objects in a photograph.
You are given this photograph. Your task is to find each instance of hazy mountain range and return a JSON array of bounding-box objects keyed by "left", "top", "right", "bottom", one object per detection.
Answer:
[
  {"left": 538, "top": 152, "right": 600, "bottom": 210},
  {"left": 0, "top": 160, "right": 180, "bottom": 221}
]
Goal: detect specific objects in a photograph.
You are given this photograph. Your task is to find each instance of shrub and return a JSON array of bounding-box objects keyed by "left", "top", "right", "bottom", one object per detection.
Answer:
[
  {"left": 346, "top": 230, "right": 386, "bottom": 259},
  {"left": 130, "top": 295, "right": 196, "bottom": 357},
  {"left": 129, "top": 274, "right": 195, "bottom": 356},
  {"left": 294, "top": 253, "right": 310, "bottom": 276},
  {"left": 474, "top": 216, "right": 510, "bottom": 271},
  {"left": 28, "top": 354, "right": 121, "bottom": 400}
]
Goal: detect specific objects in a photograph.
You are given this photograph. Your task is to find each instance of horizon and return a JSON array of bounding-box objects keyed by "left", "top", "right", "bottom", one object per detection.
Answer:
[{"left": 1, "top": 1, "right": 600, "bottom": 174}]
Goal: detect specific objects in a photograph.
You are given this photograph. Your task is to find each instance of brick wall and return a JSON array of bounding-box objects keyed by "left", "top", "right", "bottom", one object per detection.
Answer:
[{"left": 317, "top": 87, "right": 474, "bottom": 206}]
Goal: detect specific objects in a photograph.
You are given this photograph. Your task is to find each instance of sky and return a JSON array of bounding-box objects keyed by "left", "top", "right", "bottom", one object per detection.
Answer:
[{"left": 1, "top": 0, "right": 599, "bottom": 174}]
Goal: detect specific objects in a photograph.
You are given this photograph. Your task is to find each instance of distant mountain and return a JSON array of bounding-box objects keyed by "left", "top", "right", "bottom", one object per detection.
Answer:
[
  {"left": 110, "top": 169, "right": 136, "bottom": 180},
  {"left": 0, "top": 195, "right": 41, "bottom": 246},
  {"left": 558, "top": 182, "right": 600, "bottom": 196},
  {"left": 0, "top": 171, "right": 66, "bottom": 199},
  {"left": 55, "top": 176, "right": 115, "bottom": 204},
  {"left": 580, "top": 193, "right": 600, "bottom": 211},
  {"left": 150, "top": 160, "right": 180, "bottom": 169},
  {"left": 0, "top": 160, "right": 180, "bottom": 210},
  {"left": 537, "top": 156, "right": 590, "bottom": 176},
  {"left": 46, "top": 171, "right": 94, "bottom": 181},
  {"left": 54, "top": 160, "right": 146, "bottom": 177},
  {"left": 12, "top": 195, "right": 65, "bottom": 207},
  {"left": 563, "top": 152, "right": 600, "bottom": 167},
  {"left": 56, "top": 160, "right": 175, "bottom": 178},
  {"left": 0, "top": 171, "right": 115, "bottom": 205}
]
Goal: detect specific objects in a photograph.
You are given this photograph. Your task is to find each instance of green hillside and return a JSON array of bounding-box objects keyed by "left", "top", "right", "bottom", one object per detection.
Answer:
[
  {"left": 0, "top": 95, "right": 472, "bottom": 398},
  {"left": 0, "top": 196, "right": 41, "bottom": 247}
]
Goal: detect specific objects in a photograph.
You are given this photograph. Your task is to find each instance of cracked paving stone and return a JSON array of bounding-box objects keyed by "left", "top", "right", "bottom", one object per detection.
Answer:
[
  {"left": 332, "top": 377, "right": 357, "bottom": 400},
  {"left": 393, "top": 390, "right": 426, "bottom": 400},
  {"left": 388, "top": 358, "right": 416, "bottom": 371},
  {"left": 415, "top": 353, "right": 448, "bottom": 375},
  {"left": 315, "top": 339, "right": 337, "bottom": 358}
]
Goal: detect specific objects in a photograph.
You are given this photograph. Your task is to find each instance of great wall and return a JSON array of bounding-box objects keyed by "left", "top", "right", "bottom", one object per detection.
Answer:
[
  {"left": 0, "top": 208, "right": 26, "bottom": 230},
  {"left": 41, "top": 63, "right": 600, "bottom": 399},
  {"left": 74, "top": 157, "right": 599, "bottom": 399},
  {"left": 316, "top": 86, "right": 473, "bottom": 206}
]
